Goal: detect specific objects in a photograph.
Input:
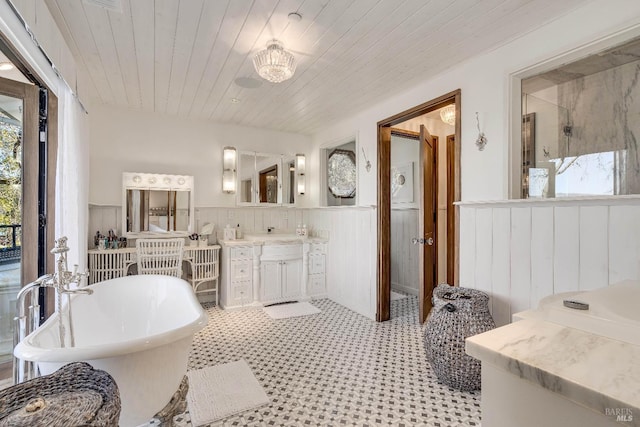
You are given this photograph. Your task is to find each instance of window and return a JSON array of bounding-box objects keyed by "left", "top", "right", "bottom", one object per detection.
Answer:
[{"left": 520, "top": 36, "right": 640, "bottom": 198}]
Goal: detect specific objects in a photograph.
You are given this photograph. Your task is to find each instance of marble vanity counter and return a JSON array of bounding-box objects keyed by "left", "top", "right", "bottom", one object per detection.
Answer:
[
  {"left": 466, "top": 318, "right": 640, "bottom": 425},
  {"left": 220, "top": 237, "right": 328, "bottom": 246}
]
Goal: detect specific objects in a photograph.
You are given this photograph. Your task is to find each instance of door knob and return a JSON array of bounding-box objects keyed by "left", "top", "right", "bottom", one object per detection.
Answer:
[{"left": 412, "top": 237, "right": 434, "bottom": 246}]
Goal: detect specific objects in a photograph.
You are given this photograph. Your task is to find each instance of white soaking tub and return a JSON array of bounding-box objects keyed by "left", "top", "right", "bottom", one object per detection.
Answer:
[
  {"left": 14, "top": 274, "right": 207, "bottom": 426},
  {"left": 514, "top": 279, "right": 640, "bottom": 346}
]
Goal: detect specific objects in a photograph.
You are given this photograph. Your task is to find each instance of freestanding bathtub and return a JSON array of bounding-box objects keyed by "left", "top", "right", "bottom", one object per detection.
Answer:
[{"left": 13, "top": 274, "right": 208, "bottom": 427}]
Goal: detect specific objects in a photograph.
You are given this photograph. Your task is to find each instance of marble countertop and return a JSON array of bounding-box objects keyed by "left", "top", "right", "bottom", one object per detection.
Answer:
[
  {"left": 220, "top": 237, "right": 328, "bottom": 246},
  {"left": 466, "top": 318, "right": 640, "bottom": 424}
]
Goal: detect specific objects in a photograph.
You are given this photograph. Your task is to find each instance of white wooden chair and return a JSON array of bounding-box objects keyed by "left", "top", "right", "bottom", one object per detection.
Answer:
[
  {"left": 136, "top": 238, "right": 184, "bottom": 277},
  {"left": 184, "top": 245, "right": 221, "bottom": 305}
]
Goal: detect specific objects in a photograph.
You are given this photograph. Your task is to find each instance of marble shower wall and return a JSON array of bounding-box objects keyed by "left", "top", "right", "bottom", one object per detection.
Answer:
[{"left": 557, "top": 59, "right": 640, "bottom": 193}]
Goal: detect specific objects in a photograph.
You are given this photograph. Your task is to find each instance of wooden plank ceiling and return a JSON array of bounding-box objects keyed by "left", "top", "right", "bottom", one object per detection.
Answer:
[{"left": 46, "top": 0, "right": 586, "bottom": 135}]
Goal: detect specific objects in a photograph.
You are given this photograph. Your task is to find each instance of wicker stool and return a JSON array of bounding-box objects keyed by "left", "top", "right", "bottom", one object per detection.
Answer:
[
  {"left": 0, "top": 362, "right": 120, "bottom": 426},
  {"left": 424, "top": 284, "right": 495, "bottom": 391}
]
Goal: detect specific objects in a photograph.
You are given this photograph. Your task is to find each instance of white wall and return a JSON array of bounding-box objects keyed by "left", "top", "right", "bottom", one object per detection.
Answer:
[
  {"left": 459, "top": 198, "right": 640, "bottom": 327},
  {"left": 89, "top": 104, "right": 313, "bottom": 207},
  {"left": 313, "top": 2, "right": 640, "bottom": 204},
  {"left": 310, "top": 1, "right": 640, "bottom": 320}
]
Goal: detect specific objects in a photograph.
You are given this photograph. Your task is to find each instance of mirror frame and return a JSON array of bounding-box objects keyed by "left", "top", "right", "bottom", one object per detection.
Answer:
[{"left": 122, "top": 172, "right": 195, "bottom": 238}]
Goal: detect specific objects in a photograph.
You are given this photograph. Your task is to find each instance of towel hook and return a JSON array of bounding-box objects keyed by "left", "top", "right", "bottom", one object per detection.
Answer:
[{"left": 361, "top": 147, "right": 371, "bottom": 172}]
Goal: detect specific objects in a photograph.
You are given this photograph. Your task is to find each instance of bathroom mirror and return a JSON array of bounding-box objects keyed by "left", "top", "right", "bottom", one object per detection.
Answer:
[
  {"left": 256, "top": 153, "right": 280, "bottom": 204},
  {"left": 237, "top": 152, "right": 297, "bottom": 206},
  {"left": 122, "top": 173, "right": 194, "bottom": 237},
  {"left": 238, "top": 152, "right": 255, "bottom": 204}
]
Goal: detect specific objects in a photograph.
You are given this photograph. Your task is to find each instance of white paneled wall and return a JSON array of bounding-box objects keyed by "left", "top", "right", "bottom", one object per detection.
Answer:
[
  {"left": 89, "top": 205, "right": 377, "bottom": 319},
  {"left": 391, "top": 209, "right": 419, "bottom": 295},
  {"left": 305, "top": 207, "right": 376, "bottom": 319},
  {"left": 459, "top": 198, "right": 640, "bottom": 327}
]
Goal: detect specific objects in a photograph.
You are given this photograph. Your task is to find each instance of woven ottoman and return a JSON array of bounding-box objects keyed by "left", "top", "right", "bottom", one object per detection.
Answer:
[
  {"left": 424, "top": 284, "right": 495, "bottom": 391},
  {"left": 0, "top": 362, "right": 120, "bottom": 426}
]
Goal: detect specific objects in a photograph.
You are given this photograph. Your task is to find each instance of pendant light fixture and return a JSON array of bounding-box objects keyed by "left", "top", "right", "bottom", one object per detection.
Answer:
[
  {"left": 253, "top": 39, "right": 296, "bottom": 83},
  {"left": 440, "top": 105, "right": 456, "bottom": 126}
]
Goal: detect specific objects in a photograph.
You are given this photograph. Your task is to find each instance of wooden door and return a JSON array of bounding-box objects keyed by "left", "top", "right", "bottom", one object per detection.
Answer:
[
  {"left": 446, "top": 134, "right": 456, "bottom": 285},
  {"left": 0, "top": 78, "right": 40, "bottom": 285},
  {"left": 418, "top": 125, "right": 436, "bottom": 323}
]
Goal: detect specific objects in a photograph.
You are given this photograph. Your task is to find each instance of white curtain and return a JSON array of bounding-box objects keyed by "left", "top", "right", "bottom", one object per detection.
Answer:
[{"left": 55, "top": 84, "right": 89, "bottom": 271}]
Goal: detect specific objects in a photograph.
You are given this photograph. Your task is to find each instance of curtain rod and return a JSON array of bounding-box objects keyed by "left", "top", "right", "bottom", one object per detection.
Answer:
[{"left": 5, "top": 0, "right": 88, "bottom": 114}]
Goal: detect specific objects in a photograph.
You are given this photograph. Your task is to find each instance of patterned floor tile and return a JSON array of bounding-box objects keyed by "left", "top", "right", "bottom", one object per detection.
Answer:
[{"left": 152, "top": 296, "right": 481, "bottom": 426}]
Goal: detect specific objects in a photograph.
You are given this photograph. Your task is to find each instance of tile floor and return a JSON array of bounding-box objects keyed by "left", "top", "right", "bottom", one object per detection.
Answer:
[{"left": 153, "top": 295, "right": 482, "bottom": 426}]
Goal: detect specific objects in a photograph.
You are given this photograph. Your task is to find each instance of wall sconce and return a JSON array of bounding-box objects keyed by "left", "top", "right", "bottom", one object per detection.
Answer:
[
  {"left": 475, "top": 112, "right": 487, "bottom": 151},
  {"left": 296, "top": 153, "right": 306, "bottom": 195},
  {"left": 222, "top": 146, "right": 237, "bottom": 193}
]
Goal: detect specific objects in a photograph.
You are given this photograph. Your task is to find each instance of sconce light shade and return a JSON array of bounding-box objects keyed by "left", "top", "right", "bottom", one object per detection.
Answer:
[
  {"left": 296, "top": 153, "right": 305, "bottom": 195},
  {"left": 222, "top": 146, "right": 237, "bottom": 193}
]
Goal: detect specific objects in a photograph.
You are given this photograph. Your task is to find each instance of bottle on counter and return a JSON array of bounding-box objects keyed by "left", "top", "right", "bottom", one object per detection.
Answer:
[{"left": 224, "top": 224, "right": 236, "bottom": 240}]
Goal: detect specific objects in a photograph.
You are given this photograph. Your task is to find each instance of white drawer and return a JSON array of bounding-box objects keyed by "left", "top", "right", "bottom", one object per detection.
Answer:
[
  {"left": 231, "top": 280, "right": 251, "bottom": 301},
  {"left": 309, "top": 254, "right": 325, "bottom": 275},
  {"left": 261, "top": 244, "right": 302, "bottom": 261},
  {"left": 231, "top": 246, "right": 252, "bottom": 259},
  {"left": 310, "top": 243, "right": 326, "bottom": 254},
  {"left": 308, "top": 274, "right": 325, "bottom": 295},
  {"left": 230, "top": 259, "right": 251, "bottom": 280}
]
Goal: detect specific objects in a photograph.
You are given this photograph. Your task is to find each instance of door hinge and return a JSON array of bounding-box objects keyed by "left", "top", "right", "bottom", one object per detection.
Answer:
[{"left": 38, "top": 214, "right": 47, "bottom": 228}]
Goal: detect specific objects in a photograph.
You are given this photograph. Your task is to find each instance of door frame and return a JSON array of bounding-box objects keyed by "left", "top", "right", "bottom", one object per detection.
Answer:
[
  {"left": 0, "top": 36, "right": 58, "bottom": 284},
  {"left": 0, "top": 28, "right": 58, "bottom": 381},
  {"left": 376, "top": 89, "right": 461, "bottom": 322}
]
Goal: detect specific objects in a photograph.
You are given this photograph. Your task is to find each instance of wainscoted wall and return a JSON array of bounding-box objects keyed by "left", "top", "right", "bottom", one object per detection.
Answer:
[
  {"left": 459, "top": 197, "right": 640, "bottom": 327},
  {"left": 391, "top": 209, "right": 419, "bottom": 295},
  {"left": 89, "top": 205, "right": 377, "bottom": 319},
  {"left": 304, "top": 208, "right": 377, "bottom": 319}
]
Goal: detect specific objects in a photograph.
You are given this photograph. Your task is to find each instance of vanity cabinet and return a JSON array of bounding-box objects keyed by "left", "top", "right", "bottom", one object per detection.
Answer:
[
  {"left": 260, "top": 244, "right": 303, "bottom": 304},
  {"left": 220, "top": 238, "right": 327, "bottom": 309},
  {"left": 220, "top": 245, "right": 254, "bottom": 308}
]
